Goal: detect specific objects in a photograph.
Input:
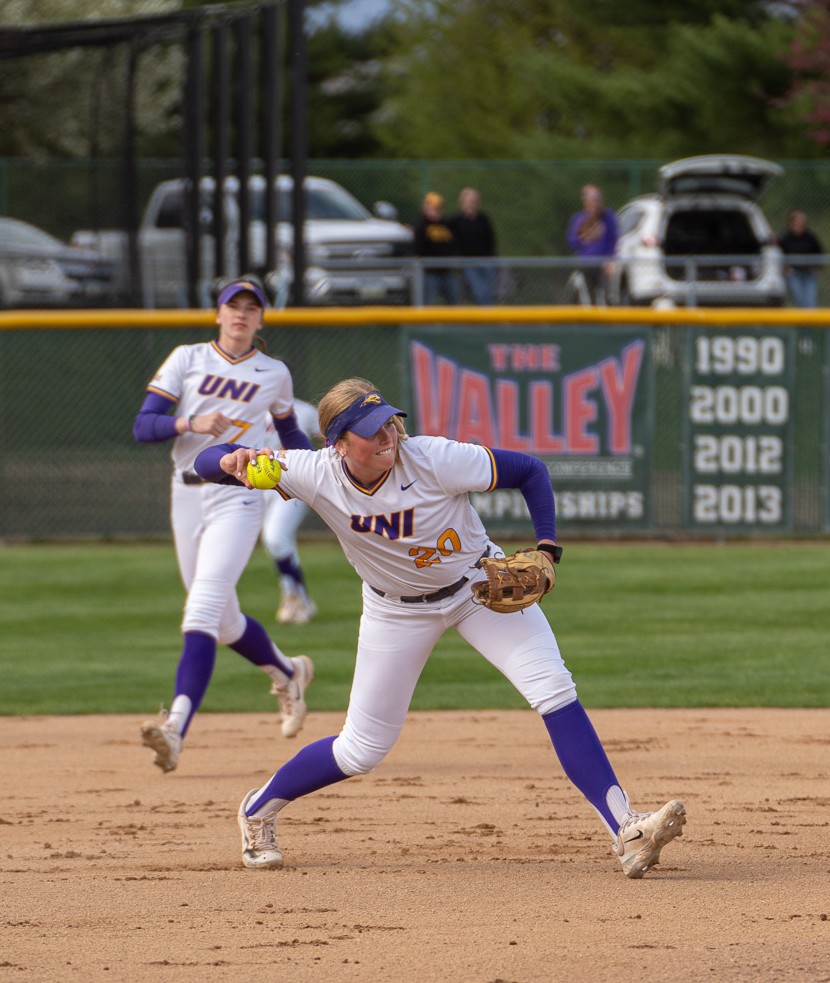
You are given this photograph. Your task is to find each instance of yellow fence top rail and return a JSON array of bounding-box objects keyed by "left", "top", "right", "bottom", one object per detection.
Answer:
[{"left": 2, "top": 304, "right": 830, "bottom": 330}]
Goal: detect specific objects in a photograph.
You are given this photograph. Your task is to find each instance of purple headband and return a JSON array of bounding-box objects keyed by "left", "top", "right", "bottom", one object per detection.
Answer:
[
  {"left": 216, "top": 278, "right": 268, "bottom": 309},
  {"left": 325, "top": 391, "right": 407, "bottom": 445}
]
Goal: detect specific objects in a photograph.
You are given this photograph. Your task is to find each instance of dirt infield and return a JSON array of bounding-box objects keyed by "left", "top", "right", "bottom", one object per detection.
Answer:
[{"left": 2, "top": 709, "right": 829, "bottom": 983}]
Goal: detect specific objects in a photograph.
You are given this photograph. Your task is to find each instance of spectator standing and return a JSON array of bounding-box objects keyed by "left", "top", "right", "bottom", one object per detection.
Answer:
[
  {"left": 413, "top": 192, "right": 461, "bottom": 305},
  {"left": 779, "top": 209, "right": 824, "bottom": 308},
  {"left": 566, "top": 184, "right": 618, "bottom": 304},
  {"left": 449, "top": 187, "right": 498, "bottom": 305}
]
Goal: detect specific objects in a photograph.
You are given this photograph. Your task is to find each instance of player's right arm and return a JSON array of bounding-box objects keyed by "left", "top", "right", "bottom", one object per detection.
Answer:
[
  {"left": 194, "top": 442, "right": 266, "bottom": 487},
  {"left": 132, "top": 392, "right": 187, "bottom": 442},
  {"left": 134, "top": 344, "right": 233, "bottom": 441},
  {"left": 134, "top": 346, "right": 191, "bottom": 443},
  {"left": 133, "top": 393, "right": 234, "bottom": 442}
]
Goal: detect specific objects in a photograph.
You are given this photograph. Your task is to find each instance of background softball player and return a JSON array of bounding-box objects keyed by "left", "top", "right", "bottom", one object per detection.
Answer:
[
  {"left": 196, "top": 377, "right": 687, "bottom": 879},
  {"left": 132, "top": 276, "right": 314, "bottom": 774},
  {"left": 262, "top": 398, "right": 320, "bottom": 625}
]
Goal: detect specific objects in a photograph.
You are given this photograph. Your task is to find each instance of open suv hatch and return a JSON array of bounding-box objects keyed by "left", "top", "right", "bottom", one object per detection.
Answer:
[{"left": 610, "top": 154, "right": 785, "bottom": 307}]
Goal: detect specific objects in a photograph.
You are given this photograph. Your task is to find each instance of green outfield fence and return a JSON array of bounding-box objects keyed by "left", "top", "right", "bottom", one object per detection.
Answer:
[{"left": 0, "top": 305, "right": 827, "bottom": 541}]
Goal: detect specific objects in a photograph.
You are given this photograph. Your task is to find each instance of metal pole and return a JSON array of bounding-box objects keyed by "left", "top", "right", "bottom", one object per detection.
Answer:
[
  {"left": 211, "top": 21, "right": 230, "bottom": 281},
  {"left": 261, "top": 3, "right": 282, "bottom": 277},
  {"left": 686, "top": 258, "right": 698, "bottom": 308},
  {"left": 123, "top": 42, "right": 143, "bottom": 307},
  {"left": 234, "top": 13, "right": 254, "bottom": 274},
  {"left": 184, "top": 24, "right": 205, "bottom": 309},
  {"left": 289, "top": 0, "right": 307, "bottom": 306}
]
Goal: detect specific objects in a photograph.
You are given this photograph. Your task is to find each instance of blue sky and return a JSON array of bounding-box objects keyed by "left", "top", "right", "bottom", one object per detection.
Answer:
[{"left": 314, "top": 0, "right": 392, "bottom": 31}]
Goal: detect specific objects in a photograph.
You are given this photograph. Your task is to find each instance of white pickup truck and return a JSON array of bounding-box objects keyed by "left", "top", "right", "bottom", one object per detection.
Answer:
[{"left": 72, "top": 174, "right": 414, "bottom": 307}]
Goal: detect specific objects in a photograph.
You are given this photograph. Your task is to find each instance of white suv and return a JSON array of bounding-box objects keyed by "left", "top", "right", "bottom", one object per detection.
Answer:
[{"left": 608, "top": 155, "right": 786, "bottom": 307}]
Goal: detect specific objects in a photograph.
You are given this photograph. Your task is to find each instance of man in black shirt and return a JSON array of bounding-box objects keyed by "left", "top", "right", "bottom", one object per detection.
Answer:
[
  {"left": 779, "top": 209, "right": 824, "bottom": 308},
  {"left": 449, "top": 187, "right": 498, "bottom": 305}
]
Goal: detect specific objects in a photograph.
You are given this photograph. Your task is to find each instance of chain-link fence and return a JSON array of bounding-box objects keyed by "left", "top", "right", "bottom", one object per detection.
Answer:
[
  {"left": 1, "top": 312, "right": 827, "bottom": 541},
  {"left": 4, "top": 157, "right": 830, "bottom": 309}
]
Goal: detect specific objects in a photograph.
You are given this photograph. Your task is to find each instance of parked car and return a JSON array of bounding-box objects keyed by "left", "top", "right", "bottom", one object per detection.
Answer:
[
  {"left": 608, "top": 155, "right": 786, "bottom": 307},
  {"left": 0, "top": 216, "right": 116, "bottom": 309},
  {"left": 251, "top": 174, "right": 413, "bottom": 305},
  {"left": 72, "top": 175, "right": 413, "bottom": 308}
]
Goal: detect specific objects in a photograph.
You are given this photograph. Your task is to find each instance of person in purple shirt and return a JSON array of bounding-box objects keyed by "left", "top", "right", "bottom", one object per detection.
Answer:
[{"left": 566, "top": 184, "right": 618, "bottom": 305}]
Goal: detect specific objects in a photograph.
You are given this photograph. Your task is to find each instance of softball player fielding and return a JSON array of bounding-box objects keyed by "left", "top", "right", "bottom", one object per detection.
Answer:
[
  {"left": 132, "top": 276, "right": 315, "bottom": 773},
  {"left": 195, "top": 378, "right": 686, "bottom": 878}
]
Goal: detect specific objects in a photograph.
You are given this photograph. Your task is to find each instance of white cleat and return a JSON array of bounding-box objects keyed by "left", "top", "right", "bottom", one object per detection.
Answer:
[
  {"left": 276, "top": 595, "right": 318, "bottom": 625},
  {"left": 238, "top": 789, "right": 283, "bottom": 869},
  {"left": 271, "top": 654, "right": 314, "bottom": 738},
  {"left": 614, "top": 799, "right": 686, "bottom": 878},
  {"left": 140, "top": 719, "right": 182, "bottom": 774}
]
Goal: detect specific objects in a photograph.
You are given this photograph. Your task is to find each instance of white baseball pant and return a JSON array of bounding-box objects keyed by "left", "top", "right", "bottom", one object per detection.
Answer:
[
  {"left": 171, "top": 477, "right": 266, "bottom": 645},
  {"left": 332, "top": 571, "right": 577, "bottom": 777}
]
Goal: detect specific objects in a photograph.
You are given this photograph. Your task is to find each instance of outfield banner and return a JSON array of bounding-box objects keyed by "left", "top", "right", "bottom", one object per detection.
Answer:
[
  {"left": 402, "top": 324, "right": 653, "bottom": 531},
  {"left": 682, "top": 329, "right": 796, "bottom": 531}
]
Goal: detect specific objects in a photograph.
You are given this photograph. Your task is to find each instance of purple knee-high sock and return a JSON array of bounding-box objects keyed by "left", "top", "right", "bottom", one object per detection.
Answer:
[
  {"left": 228, "top": 615, "right": 294, "bottom": 675},
  {"left": 175, "top": 631, "right": 217, "bottom": 735},
  {"left": 543, "top": 699, "right": 621, "bottom": 832},
  {"left": 276, "top": 555, "right": 307, "bottom": 589},
  {"left": 247, "top": 736, "right": 349, "bottom": 815}
]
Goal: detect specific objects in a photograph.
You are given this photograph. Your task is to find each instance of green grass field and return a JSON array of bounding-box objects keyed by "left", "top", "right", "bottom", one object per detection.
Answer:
[{"left": 1, "top": 539, "right": 827, "bottom": 715}]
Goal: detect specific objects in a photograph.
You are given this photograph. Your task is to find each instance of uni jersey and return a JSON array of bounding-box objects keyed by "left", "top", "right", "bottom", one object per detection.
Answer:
[
  {"left": 147, "top": 340, "right": 294, "bottom": 471},
  {"left": 273, "top": 435, "right": 498, "bottom": 596}
]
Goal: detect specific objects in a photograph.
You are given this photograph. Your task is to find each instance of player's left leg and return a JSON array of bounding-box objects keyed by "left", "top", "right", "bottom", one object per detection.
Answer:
[
  {"left": 177, "top": 488, "right": 309, "bottom": 742},
  {"left": 455, "top": 597, "right": 686, "bottom": 877},
  {"left": 220, "top": 612, "right": 314, "bottom": 739}
]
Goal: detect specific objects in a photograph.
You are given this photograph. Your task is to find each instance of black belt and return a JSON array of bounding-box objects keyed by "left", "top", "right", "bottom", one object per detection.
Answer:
[
  {"left": 181, "top": 471, "right": 206, "bottom": 485},
  {"left": 371, "top": 574, "right": 470, "bottom": 604}
]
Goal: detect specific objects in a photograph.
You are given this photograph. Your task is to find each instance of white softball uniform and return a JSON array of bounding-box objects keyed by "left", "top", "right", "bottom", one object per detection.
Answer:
[
  {"left": 148, "top": 340, "right": 295, "bottom": 641},
  {"left": 269, "top": 435, "right": 576, "bottom": 776},
  {"left": 261, "top": 399, "right": 320, "bottom": 561}
]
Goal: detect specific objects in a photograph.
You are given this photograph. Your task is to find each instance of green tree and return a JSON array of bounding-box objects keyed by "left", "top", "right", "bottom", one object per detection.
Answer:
[
  {"left": 0, "top": 0, "right": 391, "bottom": 159},
  {"left": 374, "top": 0, "right": 812, "bottom": 159},
  {"left": 781, "top": 0, "right": 830, "bottom": 148},
  {"left": 0, "top": 0, "right": 185, "bottom": 157},
  {"left": 303, "top": 15, "right": 395, "bottom": 158},
  {"left": 515, "top": 15, "right": 807, "bottom": 159}
]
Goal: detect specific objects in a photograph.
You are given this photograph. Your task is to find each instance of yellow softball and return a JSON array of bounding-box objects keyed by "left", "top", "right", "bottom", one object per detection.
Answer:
[{"left": 246, "top": 453, "right": 282, "bottom": 490}]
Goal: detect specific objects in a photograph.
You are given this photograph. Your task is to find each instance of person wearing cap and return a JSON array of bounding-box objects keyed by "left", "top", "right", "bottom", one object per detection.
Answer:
[
  {"left": 132, "top": 275, "right": 316, "bottom": 775},
  {"left": 412, "top": 191, "right": 461, "bottom": 305},
  {"left": 193, "top": 377, "right": 687, "bottom": 879}
]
